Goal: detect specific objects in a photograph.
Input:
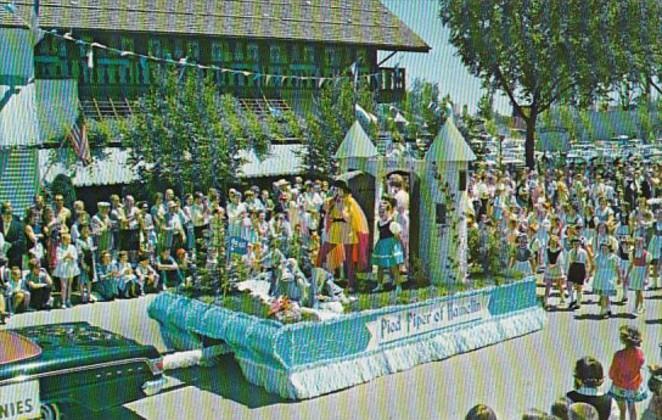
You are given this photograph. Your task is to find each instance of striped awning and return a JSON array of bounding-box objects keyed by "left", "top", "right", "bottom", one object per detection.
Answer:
[
  {"left": 238, "top": 144, "right": 304, "bottom": 178},
  {"left": 39, "top": 147, "right": 141, "bottom": 187}
]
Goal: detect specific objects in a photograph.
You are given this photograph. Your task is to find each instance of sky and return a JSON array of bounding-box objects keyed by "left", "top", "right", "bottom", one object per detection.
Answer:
[{"left": 379, "top": 0, "right": 513, "bottom": 115}]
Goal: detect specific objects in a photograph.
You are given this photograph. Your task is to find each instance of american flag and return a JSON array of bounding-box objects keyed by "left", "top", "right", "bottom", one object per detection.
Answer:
[{"left": 67, "top": 116, "right": 92, "bottom": 165}]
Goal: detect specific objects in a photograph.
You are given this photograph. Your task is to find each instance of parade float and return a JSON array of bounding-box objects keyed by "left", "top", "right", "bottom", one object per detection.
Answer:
[{"left": 148, "top": 116, "right": 545, "bottom": 399}]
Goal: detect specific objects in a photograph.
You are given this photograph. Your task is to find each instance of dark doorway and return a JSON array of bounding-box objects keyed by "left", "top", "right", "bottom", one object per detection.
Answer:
[{"left": 385, "top": 171, "right": 420, "bottom": 273}]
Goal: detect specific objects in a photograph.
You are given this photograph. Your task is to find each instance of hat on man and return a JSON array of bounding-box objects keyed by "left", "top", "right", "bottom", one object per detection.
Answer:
[{"left": 97, "top": 201, "right": 110, "bottom": 209}]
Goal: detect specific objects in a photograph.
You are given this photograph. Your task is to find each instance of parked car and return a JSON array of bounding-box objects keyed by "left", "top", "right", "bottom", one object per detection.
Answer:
[{"left": 0, "top": 322, "right": 165, "bottom": 419}]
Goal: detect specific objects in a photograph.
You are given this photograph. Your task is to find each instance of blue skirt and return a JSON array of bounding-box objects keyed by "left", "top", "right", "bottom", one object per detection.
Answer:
[
  {"left": 609, "top": 383, "right": 648, "bottom": 403},
  {"left": 371, "top": 237, "right": 404, "bottom": 268}
]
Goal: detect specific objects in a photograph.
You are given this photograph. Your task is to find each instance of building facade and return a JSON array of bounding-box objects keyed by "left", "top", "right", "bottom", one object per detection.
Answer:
[{"left": 0, "top": 0, "right": 429, "bottom": 208}]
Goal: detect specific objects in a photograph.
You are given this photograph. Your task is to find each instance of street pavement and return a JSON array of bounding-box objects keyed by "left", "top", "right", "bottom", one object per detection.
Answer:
[{"left": 3, "top": 285, "right": 662, "bottom": 420}]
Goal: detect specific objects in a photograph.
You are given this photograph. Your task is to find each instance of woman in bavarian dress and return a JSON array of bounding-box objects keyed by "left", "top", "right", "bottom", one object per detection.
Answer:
[
  {"left": 592, "top": 241, "right": 621, "bottom": 318},
  {"left": 510, "top": 233, "right": 534, "bottom": 277},
  {"left": 626, "top": 236, "right": 652, "bottom": 316},
  {"left": 370, "top": 197, "right": 404, "bottom": 293}
]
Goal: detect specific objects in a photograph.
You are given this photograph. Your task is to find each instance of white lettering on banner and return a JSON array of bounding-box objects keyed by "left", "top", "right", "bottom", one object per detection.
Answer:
[
  {"left": 366, "top": 294, "right": 491, "bottom": 350},
  {"left": 0, "top": 380, "right": 40, "bottom": 420}
]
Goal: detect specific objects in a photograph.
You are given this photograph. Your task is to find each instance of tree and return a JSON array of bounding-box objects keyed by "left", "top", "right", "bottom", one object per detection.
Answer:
[
  {"left": 439, "top": 0, "right": 635, "bottom": 168},
  {"left": 401, "top": 79, "right": 444, "bottom": 139},
  {"left": 122, "top": 69, "right": 270, "bottom": 195},
  {"left": 300, "top": 78, "right": 377, "bottom": 177},
  {"left": 476, "top": 89, "right": 494, "bottom": 121},
  {"left": 49, "top": 174, "right": 76, "bottom": 209}
]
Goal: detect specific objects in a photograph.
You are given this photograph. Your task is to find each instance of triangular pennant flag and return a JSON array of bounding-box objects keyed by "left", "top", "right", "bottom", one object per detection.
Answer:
[
  {"left": 221, "top": 68, "right": 230, "bottom": 73},
  {"left": 265, "top": 75, "right": 272, "bottom": 86},
  {"left": 120, "top": 50, "right": 134, "bottom": 57},
  {"left": 242, "top": 71, "right": 251, "bottom": 77},
  {"left": 318, "top": 78, "right": 326, "bottom": 88}
]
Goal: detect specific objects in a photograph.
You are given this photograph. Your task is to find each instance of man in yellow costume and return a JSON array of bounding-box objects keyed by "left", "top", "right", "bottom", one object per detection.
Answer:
[{"left": 317, "top": 179, "right": 370, "bottom": 293}]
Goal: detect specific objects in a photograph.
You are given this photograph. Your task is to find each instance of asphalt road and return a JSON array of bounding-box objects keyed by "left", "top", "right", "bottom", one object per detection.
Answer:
[{"left": 4, "top": 285, "right": 662, "bottom": 420}]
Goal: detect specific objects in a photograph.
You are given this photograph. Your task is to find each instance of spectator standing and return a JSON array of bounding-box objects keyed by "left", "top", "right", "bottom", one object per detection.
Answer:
[{"left": 608, "top": 325, "right": 648, "bottom": 420}]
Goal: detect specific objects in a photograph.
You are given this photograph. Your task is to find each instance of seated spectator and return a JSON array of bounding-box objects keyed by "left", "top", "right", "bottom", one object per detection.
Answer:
[
  {"left": 135, "top": 254, "right": 159, "bottom": 294},
  {"left": 1, "top": 265, "right": 30, "bottom": 313},
  {"left": 566, "top": 356, "right": 619, "bottom": 420},
  {"left": 174, "top": 248, "right": 196, "bottom": 286},
  {"left": 95, "top": 251, "right": 120, "bottom": 301},
  {"left": 23, "top": 259, "right": 53, "bottom": 310},
  {"left": 156, "top": 248, "right": 182, "bottom": 289},
  {"left": 465, "top": 403, "right": 497, "bottom": 420},
  {"left": 569, "top": 402, "right": 599, "bottom": 420},
  {"left": 117, "top": 251, "right": 140, "bottom": 298}
]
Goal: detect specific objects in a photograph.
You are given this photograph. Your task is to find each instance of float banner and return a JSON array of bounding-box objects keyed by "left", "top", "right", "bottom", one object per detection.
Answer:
[{"left": 366, "top": 294, "right": 491, "bottom": 349}]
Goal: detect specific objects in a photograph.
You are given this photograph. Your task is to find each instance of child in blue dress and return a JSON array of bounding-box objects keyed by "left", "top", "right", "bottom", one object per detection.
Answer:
[
  {"left": 371, "top": 197, "right": 404, "bottom": 293},
  {"left": 95, "top": 251, "right": 119, "bottom": 301},
  {"left": 626, "top": 237, "right": 652, "bottom": 316},
  {"left": 53, "top": 233, "right": 79, "bottom": 308},
  {"left": 592, "top": 242, "right": 621, "bottom": 318}
]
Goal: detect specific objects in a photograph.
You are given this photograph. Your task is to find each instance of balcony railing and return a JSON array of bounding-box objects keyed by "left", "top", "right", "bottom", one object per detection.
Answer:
[{"left": 71, "top": 65, "right": 405, "bottom": 102}]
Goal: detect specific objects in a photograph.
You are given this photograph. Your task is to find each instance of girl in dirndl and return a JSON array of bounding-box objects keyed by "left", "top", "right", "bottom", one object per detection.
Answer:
[
  {"left": 543, "top": 235, "right": 565, "bottom": 310},
  {"left": 371, "top": 197, "right": 404, "bottom": 293},
  {"left": 616, "top": 235, "right": 632, "bottom": 304},
  {"left": 648, "top": 209, "right": 662, "bottom": 288},
  {"left": 510, "top": 233, "right": 534, "bottom": 277},
  {"left": 626, "top": 237, "right": 652, "bottom": 316},
  {"left": 592, "top": 242, "right": 621, "bottom": 318},
  {"left": 566, "top": 237, "right": 590, "bottom": 310}
]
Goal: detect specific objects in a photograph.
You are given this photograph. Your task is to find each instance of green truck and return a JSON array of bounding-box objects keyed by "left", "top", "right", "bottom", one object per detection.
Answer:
[{"left": 0, "top": 322, "right": 165, "bottom": 419}]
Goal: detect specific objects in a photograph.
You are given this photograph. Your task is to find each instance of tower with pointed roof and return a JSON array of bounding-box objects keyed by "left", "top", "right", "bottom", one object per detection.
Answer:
[{"left": 335, "top": 115, "right": 474, "bottom": 285}]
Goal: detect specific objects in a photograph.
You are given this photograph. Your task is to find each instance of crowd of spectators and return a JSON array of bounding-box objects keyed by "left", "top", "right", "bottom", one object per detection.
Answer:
[{"left": 467, "top": 159, "right": 661, "bottom": 318}]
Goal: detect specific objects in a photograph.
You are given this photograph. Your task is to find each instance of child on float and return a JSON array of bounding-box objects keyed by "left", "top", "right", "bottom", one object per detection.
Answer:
[
  {"left": 371, "top": 197, "right": 404, "bottom": 293},
  {"left": 135, "top": 253, "right": 159, "bottom": 294},
  {"left": 53, "top": 233, "right": 79, "bottom": 308},
  {"left": 591, "top": 242, "right": 621, "bottom": 318},
  {"left": 608, "top": 325, "right": 648, "bottom": 420},
  {"left": 117, "top": 251, "right": 140, "bottom": 298},
  {"left": 95, "top": 250, "right": 119, "bottom": 301},
  {"left": 76, "top": 224, "right": 96, "bottom": 304},
  {"left": 510, "top": 233, "right": 535, "bottom": 277},
  {"left": 543, "top": 235, "right": 565, "bottom": 310},
  {"left": 567, "top": 237, "right": 591, "bottom": 310},
  {"left": 565, "top": 356, "right": 620, "bottom": 419},
  {"left": 625, "top": 237, "right": 651, "bottom": 316}
]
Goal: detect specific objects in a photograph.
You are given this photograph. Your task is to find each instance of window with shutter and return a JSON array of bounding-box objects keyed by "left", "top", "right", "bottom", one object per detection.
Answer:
[
  {"left": 234, "top": 41, "right": 244, "bottom": 62},
  {"left": 247, "top": 43, "right": 259, "bottom": 63},
  {"left": 303, "top": 45, "right": 315, "bottom": 64},
  {"left": 187, "top": 41, "right": 200, "bottom": 61},
  {"left": 212, "top": 42, "right": 222, "bottom": 62}
]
